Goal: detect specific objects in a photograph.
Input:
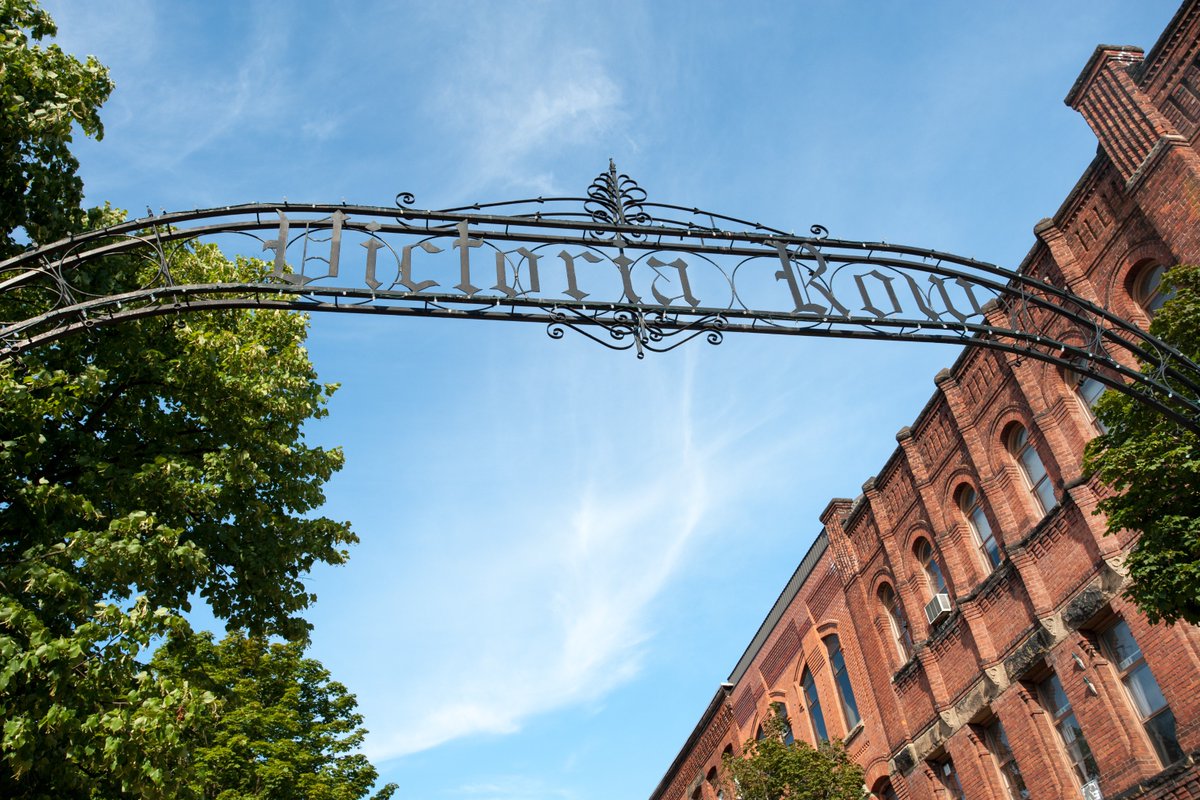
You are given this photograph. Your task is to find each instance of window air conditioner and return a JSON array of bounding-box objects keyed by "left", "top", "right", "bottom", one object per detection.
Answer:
[
  {"left": 1081, "top": 779, "right": 1103, "bottom": 800},
  {"left": 924, "top": 593, "right": 951, "bottom": 626}
]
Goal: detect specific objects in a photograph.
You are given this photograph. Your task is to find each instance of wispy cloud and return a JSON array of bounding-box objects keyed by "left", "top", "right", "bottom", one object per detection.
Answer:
[
  {"left": 427, "top": 9, "right": 626, "bottom": 197},
  {"left": 320, "top": 346, "right": 801, "bottom": 764}
]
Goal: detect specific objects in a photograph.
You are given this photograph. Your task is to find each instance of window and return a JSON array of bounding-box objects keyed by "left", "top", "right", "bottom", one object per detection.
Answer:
[
  {"left": 1132, "top": 263, "right": 1175, "bottom": 315},
  {"left": 983, "top": 719, "right": 1030, "bottom": 800},
  {"left": 931, "top": 756, "right": 964, "bottom": 800},
  {"left": 824, "top": 635, "right": 861, "bottom": 730},
  {"left": 1065, "top": 365, "right": 1108, "bottom": 433},
  {"left": 914, "top": 537, "right": 947, "bottom": 596},
  {"left": 958, "top": 484, "right": 1001, "bottom": 570},
  {"left": 771, "top": 701, "right": 794, "bottom": 745},
  {"left": 1099, "top": 618, "right": 1184, "bottom": 765},
  {"left": 878, "top": 583, "right": 913, "bottom": 661},
  {"left": 1037, "top": 672, "right": 1100, "bottom": 786},
  {"left": 706, "top": 767, "right": 723, "bottom": 800},
  {"left": 800, "top": 667, "right": 828, "bottom": 743},
  {"left": 1005, "top": 424, "right": 1056, "bottom": 513}
]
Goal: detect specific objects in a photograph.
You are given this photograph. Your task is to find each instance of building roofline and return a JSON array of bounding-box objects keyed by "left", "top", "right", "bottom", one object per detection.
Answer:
[
  {"left": 727, "top": 531, "right": 829, "bottom": 685},
  {"left": 647, "top": 684, "right": 733, "bottom": 800}
]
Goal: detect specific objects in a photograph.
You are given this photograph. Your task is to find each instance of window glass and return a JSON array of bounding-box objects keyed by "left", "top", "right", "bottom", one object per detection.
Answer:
[
  {"left": 932, "top": 757, "right": 964, "bottom": 800},
  {"left": 801, "top": 667, "right": 828, "bottom": 743},
  {"left": 1065, "top": 366, "right": 1108, "bottom": 433},
  {"left": 1007, "top": 425, "right": 1056, "bottom": 513},
  {"left": 878, "top": 584, "right": 913, "bottom": 661},
  {"left": 959, "top": 485, "right": 1000, "bottom": 569},
  {"left": 1100, "top": 618, "right": 1184, "bottom": 765},
  {"left": 825, "top": 635, "right": 861, "bottom": 730},
  {"left": 914, "top": 538, "right": 947, "bottom": 595},
  {"left": 984, "top": 719, "right": 1030, "bottom": 800},
  {"left": 771, "top": 701, "right": 794, "bottom": 745},
  {"left": 1038, "top": 673, "right": 1100, "bottom": 785},
  {"left": 1135, "top": 263, "right": 1175, "bottom": 315}
]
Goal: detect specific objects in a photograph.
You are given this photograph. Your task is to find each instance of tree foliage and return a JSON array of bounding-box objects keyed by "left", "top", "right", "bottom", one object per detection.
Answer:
[
  {"left": 1086, "top": 265, "right": 1200, "bottom": 626},
  {"left": 0, "top": 0, "right": 113, "bottom": 257},
  {"left": 0, "top": 4, "right": 384, "bottom": 793},
  {"left": 721, "top": 716, "right": 865, "bottom": 800},
  {"left": 0, "top": 239, "right": 358, "bottom": 795},
  {"left": 152, "top": 632, "right": 396, "bottom": 800}
]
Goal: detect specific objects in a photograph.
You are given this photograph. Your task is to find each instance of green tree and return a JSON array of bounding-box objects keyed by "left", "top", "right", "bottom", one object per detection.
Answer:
[
  {"left": 0, "top": 3, "right": 392, "bottom": 796},
  {"left": 1086, "top": 265, "right": 1200, "bottom": 626},
  {"left": 0, "top": 241, "right": 357, "bottom": 796},
  {"left": 0, "top": 0, "right": 113, "bottom": 257},
  {"left": 721, "top": 716, "right": 865, "bottom": 800},
  {"left": 152, "top": 632, "right": 396, "bottom": 800}
]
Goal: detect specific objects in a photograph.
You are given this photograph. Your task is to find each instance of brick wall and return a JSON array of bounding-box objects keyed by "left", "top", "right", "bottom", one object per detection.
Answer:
[{"left": 651, "top": 4, "right": 1200, "bottom": 800}]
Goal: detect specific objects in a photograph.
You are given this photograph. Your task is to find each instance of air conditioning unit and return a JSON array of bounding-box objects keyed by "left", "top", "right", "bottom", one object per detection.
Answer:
[
  {"left": 1081, "top": 779, "right": 1103, "bottom": 800},
  {"left": 925, "top": 593, "right": 952, "bottom": 626}
]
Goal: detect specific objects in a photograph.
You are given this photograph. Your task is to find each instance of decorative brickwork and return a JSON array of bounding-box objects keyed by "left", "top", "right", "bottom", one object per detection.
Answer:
[{"left": 651, "top": 6, "right": 1200, "bottom": 800}]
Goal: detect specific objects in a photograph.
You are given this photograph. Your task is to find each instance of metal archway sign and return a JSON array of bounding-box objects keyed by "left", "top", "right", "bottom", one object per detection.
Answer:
[{"left": 3, "top": 162, "right": 1200, "bottom": 432}]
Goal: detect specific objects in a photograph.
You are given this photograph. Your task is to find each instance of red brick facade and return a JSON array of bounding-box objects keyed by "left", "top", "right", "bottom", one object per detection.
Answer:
[{"left": 651, "top": 4, "right": 1200, "bottom": 799}]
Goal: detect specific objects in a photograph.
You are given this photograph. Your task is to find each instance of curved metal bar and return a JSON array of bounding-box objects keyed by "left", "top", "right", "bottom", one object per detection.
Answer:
[{"left": 2, "top": 162, "right": 1197, "bottom": 431}]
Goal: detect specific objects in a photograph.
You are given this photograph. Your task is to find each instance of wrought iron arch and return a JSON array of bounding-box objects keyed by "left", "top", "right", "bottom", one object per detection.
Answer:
[{"left": 2, "top": 162, "right": 1199, "bottom": 432}]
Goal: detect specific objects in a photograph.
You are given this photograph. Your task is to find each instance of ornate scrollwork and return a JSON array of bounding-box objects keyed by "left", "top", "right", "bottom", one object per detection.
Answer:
[{"left": 584, "top": 160, "right": 650, "bottom": 239}]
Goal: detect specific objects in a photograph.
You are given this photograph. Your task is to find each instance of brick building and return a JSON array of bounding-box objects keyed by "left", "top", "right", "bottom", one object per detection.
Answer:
[{"left": 650, "top": 4, "right": 1200, "bottom": 800}]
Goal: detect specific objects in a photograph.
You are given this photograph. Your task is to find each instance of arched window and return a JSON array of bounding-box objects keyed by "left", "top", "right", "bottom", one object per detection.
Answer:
[
  {"left": 800, "top": 667, "right": 828, "bottom": 743},
  {"left": 914, "top": 537, "right": 947, "bottom": 597},
  {"left": 958, "top": 484, "right": 1001, "bottom": 570},
  {"left": 1132, "top": 262, "right": 1175, "bottom": 315},
  {"left": 771, "top": 701, "right": 794, "bottom": 745},
  {"left": 1005, "top": 423, "right": 1056, "bottom": 513},
  {"left": 824, "top": 635, "right": 861, "bottom": 730},
  {"left": 878, "top": 583, "right": 913, "bottom": 661},
  {"left": 1064, "top": 364, "right": 1107, "bottom": 433}
]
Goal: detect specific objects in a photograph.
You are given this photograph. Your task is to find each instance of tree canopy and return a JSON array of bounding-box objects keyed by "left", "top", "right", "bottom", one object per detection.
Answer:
[
  {"left": 152, "top": 632, "right": 396, "bottom": 800},
  {"left": 721, "top": 716, "right": 865, "bottom": 800},
  {"left": 1086, "top": 265, "right": 1200, "bottom": 626},
  {"left": 0, "top": 0, "right": 113, "bottom": 257},
  {"left": 0, "top": 3, "right": 392, "bottom": 795}
]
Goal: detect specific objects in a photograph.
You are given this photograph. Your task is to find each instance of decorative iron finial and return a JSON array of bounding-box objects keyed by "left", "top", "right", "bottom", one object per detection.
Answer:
[{"left": 584, "top": 161, "right": 649, "bottom": 232}]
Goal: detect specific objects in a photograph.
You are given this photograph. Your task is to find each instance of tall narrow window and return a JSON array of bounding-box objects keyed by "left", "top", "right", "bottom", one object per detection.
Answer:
[
  {"left": 958, "top": 484, "right": 1001, "bottom": 570},
  {"left": 1099, "top": 618, "right": 1184, "bottom": 765},
  {"left": 878, "top": 583, "right": 913, "bottom": 661},
  {"left": 1132, "top": 263, "right": 1175, "bottom": 315},
  {"left": 1005, "top": 424, "right": 1056, "bottom": 513},
  {"left": 800, "top": 667, "right": 828, "bottom": 743},
  {"left": 914, "top": 537, "right": 947, "bottom": 596},
  {"left": 771, "top": 701, "right": 794, "bottom": 745},
  {"left": 1065, "top": 364, "right": 1108, "bottom": 433},
  {"left": 825, "top": 635, "right": 861, "bottom": 730},
  {"left": 931, "top": 757, "right": 965, "bottom": 800},
  {"left": 983, "top": 719, "right": 1030, "bottom": 800},
  {"left": 1037, "top": 672, "right": 1100, "bottom": 786}
]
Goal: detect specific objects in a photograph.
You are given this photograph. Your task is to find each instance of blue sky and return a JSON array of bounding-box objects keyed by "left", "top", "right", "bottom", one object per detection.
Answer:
[{"left": 42, "top": 2, "right": 1179, "bottom": 798}]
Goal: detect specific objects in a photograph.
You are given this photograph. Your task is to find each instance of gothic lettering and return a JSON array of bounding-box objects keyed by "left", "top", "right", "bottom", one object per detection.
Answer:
[
  {"left": 399, "top": 240, "right": 442, "bottom": 293},
  {"left": 612, "top": 253, "right": 643, "bottom": 304},
  {"left": 928, "top": 275, "right": 986, "bottom": 323},
  {"left": 360, "top": 221, "right": 385, "bottom": 291},
  {"left": 855, "top": 269, "right": 902, "bottom": 318},
  {"left": 453, "top": 220, "right": 483, "bottom": 297},
  {"left": 493, "top": 247, "right": 541, "bottom": 298},
  {"left": 556, "top": 250, "right": 601, "bottom": 302},
  {"left": 649, "top": 256, "right": 700, "bottom": 308},
  {"left": 771, "top": 241, "right": 850, "bottom": 317}
]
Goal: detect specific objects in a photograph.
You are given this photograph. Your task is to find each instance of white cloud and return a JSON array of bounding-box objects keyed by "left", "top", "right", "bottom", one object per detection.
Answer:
[
  {"left": 428, "top": 10, "right": 626, "bottom": 197},
  {"left": 327, "top": 347, "right": 784, "bottom": 763}
]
